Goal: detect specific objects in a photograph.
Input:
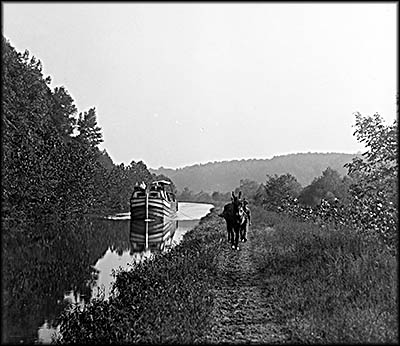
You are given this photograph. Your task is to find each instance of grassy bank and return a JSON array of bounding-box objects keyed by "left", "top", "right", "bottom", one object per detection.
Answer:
[
  {"left": 56, "top": 206, "right": 397, "bottom": 343},
  {"left": 56, "top": 209, "right": 226, "bottom": 343},
  {"left": 250, "top": 206, "right": 398, "bottom": 343}
]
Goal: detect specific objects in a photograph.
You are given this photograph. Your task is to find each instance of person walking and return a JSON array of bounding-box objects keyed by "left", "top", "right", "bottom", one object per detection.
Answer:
[{"left": 241, "top": 199, "right": 251, "bottom": 242}]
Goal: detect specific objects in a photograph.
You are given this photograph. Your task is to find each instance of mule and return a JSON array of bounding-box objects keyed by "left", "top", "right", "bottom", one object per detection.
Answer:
[{"left": 219, "top": 191, "right": 247, "bottom": 250}]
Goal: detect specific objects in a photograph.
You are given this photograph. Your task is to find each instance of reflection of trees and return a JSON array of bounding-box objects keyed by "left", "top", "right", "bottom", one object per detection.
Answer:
[
  {"left": 2, "top": 217, "right": 131, "bottom": 344},
  {"left": 89, "top": 219, "right": 132, "bottom": 256}
]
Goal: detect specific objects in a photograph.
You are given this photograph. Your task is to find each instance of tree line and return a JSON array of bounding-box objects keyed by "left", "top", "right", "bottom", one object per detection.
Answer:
[
  {"left": 249, "top": 112, "right": 397, "bottom": 249},
  {"left": 152, "top": 152, "right": 357, "bottom": 193},
  {"left": 2, "top": 37, "right": 172, "bottom": 233},
  {"left": 177, "top": 168, "right": 352, "bottom": 206},
  {"left": 180, "top": 109, "right": 398, "bottom": 249}
]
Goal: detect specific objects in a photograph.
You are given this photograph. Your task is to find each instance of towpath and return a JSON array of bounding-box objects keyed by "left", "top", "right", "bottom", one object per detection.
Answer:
[{"left": 202, "top": 221, "right": 289, "bottom": 343}]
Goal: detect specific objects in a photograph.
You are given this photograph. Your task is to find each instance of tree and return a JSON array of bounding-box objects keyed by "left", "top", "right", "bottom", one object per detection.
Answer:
[
  {"left": 2, "top": 37, "right": 63, "bottom": 222},
  {"left": 259, "top": 173, "right": 302, "bottom": 211},
  {"left": 344, "top": 112, "right": 398, "bottom": 245},
  {"left": 345, "top": 112, "right": 398, "bottom": 206},
  {"left": 234, "top": 179, "right": 261, "bottom": 202},
  {"left": 178, "top": 187, "right": 194, "bottom": 201},
  {"left": 51, "top": 86, "right": 77, "bottom": 139},
  {"left": 193, "top": 191, "right": 213, "bottom": 203},
  {"left": 298, "top": 167, "right": 352, "bottom": 207},
  {"left": 2, "top": 37, "right": 107, "bottom": 223},
  {"left": 211, "top": 191, "right": 222, "bottom": 201},
  {"left": 128, "top": 160, "right": 154, "bottom": 187},
  {"left": 76, "top": 108, "right": 103, "bottom": 147},
  {"left": 97, "top": 149, "right": 114, "bottom": 171},
  {"left": 2, "top": 36, "right": 177, "bottom": 223}
]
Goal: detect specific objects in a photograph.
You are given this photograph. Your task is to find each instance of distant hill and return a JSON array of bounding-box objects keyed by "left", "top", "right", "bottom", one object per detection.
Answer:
[{"left": 149, "top": 152, "right": 359, "bottom": 193}]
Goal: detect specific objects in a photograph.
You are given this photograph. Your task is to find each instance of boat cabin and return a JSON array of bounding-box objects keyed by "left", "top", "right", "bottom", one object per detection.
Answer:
[{"left": 131, "top": 180, "right": 176, "bottom": 202}]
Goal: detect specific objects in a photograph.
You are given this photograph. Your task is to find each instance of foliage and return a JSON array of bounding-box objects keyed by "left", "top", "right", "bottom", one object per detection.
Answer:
[
  {"left": 76, "top": 108, "right": 103, "bottom": 147},
  {"left": 2, "top": 37, "right": 102, "bottom": 223},
  {"left": 2, "top": 36, "right": 178, "bottom": 344},
  {"left": 51, "top": 86, "right": 77, "bottom": 138},
  {"left": 177, "top": 187, "right": 231, "bottom": 204},
  {"left": 151, "top": 153, "right": 358, "bottom": 193},
  {"left": 55, "top": 213, "right": 225, "bottom": 343},
  {"left": 234, "top": 178, "right": 261, "bottom": 203},
  {"left": 99, "top": 160, "right": 175, "bottom": 213},
  {"left": 2, "top": 216, "right": 137, "bottom": 344},
  {"left": 266, "top": 192, "right": 397, "bottom": 252},
  {"left": 257, "top": 173, "right": 302, "bottom": 211},
  {"left": 298, "top": 167, "right": 352, "bottom": 206},
  {"left": 2, "top": 37, "right": 169, "bottom": 226},
  {"left": 344, "top": 112, "right": 398, "bottom": 246},
  {"left": 257, "top": 112, "right": 398, "bottom": 249},
  {"left": 345, "top": 112, "right": 398, "bottom": 205},
  {"left": 211, "top": 190, "right": 230, "bottom": 202}
]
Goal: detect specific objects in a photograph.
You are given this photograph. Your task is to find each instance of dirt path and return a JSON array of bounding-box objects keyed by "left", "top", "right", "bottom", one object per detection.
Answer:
[{"left": 203, "top": 225, "right": 288, "bottom": 344}]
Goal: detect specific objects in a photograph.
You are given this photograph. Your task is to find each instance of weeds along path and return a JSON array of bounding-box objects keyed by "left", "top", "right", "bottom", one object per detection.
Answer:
[{"left": 203, "top": 224, "right": 288, "bottom": 343}]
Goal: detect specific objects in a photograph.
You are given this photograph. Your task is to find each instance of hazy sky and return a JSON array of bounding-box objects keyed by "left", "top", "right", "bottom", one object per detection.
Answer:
[{"left": 3, "top": 2, "right": 397, "bottom": 169}]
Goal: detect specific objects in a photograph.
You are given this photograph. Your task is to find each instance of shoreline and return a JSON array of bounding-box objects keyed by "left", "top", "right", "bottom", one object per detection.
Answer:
[{"left": 56, "top": 206, "right": 397, "bottom": 344}]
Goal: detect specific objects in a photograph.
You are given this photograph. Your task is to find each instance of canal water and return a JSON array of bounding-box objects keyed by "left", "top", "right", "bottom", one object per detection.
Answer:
[{"left": 2, "top": 202, "right": 214, "bottom": 345}]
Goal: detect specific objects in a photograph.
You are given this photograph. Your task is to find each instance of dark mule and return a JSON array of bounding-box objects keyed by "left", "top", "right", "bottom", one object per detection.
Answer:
[{"left": 219, "top": 191, "right": 247, "bottom": 250}]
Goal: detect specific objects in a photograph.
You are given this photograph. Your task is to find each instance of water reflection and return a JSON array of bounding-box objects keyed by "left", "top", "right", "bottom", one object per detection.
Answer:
[
  {"left": 2, "top": 218, "right": 101, "bottom": 344},
  {"left": 92, "top": 218, "right": 178, "bottom": 301},
  {"left": 2, "top": 203, "right": 213, "bottom": 344},
  {"left": 130, "top": 218, "right": 178, "bottom": 253}
]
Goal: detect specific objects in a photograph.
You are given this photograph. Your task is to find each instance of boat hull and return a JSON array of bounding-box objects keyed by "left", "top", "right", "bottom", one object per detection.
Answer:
[{"left": 130, "top": 197, "right": 178, "bottom": 221}]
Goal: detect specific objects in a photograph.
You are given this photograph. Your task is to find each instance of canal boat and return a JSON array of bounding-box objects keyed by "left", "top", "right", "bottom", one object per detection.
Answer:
[{"left": 130, "top": 180, "right": 178, "bottom": 221}]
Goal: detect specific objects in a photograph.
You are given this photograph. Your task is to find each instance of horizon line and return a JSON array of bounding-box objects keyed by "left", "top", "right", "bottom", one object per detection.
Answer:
[{"left": 146, "top": 150, "right": 362, "bottom": 171}]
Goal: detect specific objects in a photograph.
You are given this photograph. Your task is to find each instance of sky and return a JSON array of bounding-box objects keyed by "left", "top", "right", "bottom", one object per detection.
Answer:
[{"left": 2, "top": 2, "right": 397, "bottom": 169}]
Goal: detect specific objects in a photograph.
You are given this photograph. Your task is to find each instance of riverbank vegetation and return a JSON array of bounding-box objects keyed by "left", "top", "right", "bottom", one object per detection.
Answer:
[
  {"left": 56, "top": 212, "right": 226, "bottom": 343},
  {"left": 2, "top": 37, "right": 173, "bottom": 230},
  {"left": 256, "top": 111, "right": 398, "bottom": 251},
  {"left": 2, "top": 37, "right": 177, "bottom": 342},
  {"left": 55, "top": 205, "right": 397, "bottom": 343}
]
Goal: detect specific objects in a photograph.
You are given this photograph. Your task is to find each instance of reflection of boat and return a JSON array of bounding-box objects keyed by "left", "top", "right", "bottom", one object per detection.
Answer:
[
  {"left": 130, "top": 219, "right": 178, "bottom": 252},
  {"left": 130, "top": 180, "right": 178, "bottom": 221}
]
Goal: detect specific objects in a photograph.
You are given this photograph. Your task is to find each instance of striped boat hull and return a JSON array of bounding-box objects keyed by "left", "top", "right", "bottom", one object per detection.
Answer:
[
  {"left": 130, "top": 219, "right": 178, "bottom": 252},
  {"left": 130, "top": 197, "right": 178, "bottom": 221}
]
